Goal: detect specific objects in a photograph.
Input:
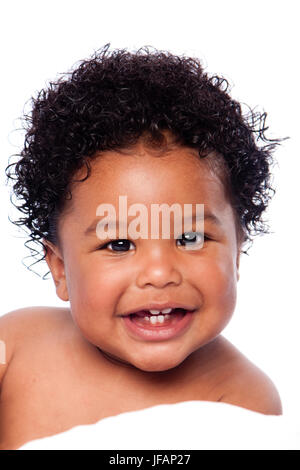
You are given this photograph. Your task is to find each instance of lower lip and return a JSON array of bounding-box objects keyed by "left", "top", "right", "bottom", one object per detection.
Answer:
[{"left": 122, "top": 311, "right": 195, "bottom": 341}]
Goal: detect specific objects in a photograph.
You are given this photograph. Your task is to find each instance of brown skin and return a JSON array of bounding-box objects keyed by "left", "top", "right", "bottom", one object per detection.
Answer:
[{"left": 0, "top": 142, "right": 282, "bottom": 449}]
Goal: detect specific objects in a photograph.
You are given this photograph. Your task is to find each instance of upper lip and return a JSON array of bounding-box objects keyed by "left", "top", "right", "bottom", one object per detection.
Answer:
[{"left": 120, "top": 302, "right": 197, "bottom": 317}]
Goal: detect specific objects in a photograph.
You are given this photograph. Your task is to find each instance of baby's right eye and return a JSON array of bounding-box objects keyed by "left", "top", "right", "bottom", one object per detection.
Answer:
[{"left": 99, "top": 239, "right": 135, "bottom": 252}]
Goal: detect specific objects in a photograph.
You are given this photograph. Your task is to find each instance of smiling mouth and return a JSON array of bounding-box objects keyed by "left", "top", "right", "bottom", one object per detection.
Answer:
[
  {"left": 126, "top": 308, "right": 191, "bottom": 327},
  {"left": 122, "top": 307, "right": 196, "bottom": 341}
]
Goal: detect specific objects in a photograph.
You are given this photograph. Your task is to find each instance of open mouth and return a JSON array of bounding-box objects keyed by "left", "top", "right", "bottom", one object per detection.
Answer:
[
  {"left": 122, "top": 307, "right": 196, "bottom": 341},
  {"left": 127, "top": 308, "right": 191, "bottom": 328}
]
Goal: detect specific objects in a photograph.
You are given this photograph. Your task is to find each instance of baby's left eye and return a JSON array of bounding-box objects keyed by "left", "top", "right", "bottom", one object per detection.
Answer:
[{"left": 176, "top": 231, "right": 205, "bottom": 249}]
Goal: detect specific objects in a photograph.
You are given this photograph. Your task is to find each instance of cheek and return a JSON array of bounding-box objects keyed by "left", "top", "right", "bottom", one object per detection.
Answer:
[
  {"left": 67, "top": 256, "right": 130, "bottom": 314},
  {"left": 66, "top": 259, "right": 129, "bottom": 346},
  {"left": 191, "top": 253, "right": 238, "bottom": 314}
]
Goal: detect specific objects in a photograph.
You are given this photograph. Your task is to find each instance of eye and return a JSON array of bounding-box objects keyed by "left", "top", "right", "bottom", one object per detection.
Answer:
[
  {"left": 176, "top": 231, "right": 206, "bottom": 249},
  {"left": 99, "top": 239, "right": 135, "bottom": 252}
]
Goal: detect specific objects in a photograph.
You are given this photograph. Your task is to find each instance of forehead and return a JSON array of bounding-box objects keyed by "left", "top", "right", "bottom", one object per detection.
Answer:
[
  {"left": 59, "top": 145, "right": 237, "bottom": 238},
  {"left": 71, "top": 146, "right": 228, "bottom": 206}
]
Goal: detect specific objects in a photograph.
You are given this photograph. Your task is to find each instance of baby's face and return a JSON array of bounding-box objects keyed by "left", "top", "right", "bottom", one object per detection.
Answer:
[{"left": 46, "top": 142, "right": 241, "bottom": 372}]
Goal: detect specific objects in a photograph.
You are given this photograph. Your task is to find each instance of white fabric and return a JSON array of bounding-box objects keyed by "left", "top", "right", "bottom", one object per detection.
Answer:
[{"left": 20, "top": 400, "right": 300, "bottom": 450}]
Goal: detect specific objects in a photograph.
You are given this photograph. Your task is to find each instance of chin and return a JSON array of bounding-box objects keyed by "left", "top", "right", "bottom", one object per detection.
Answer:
[
  {"left": 131, "top": 353, "right": 186, "bottom": 373},
  {"left": 139, "top": 364, "right": 178, "bottom": 373}
]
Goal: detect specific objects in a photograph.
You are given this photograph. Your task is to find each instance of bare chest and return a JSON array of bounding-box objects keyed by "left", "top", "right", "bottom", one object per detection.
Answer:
[{"left": 0, "top": 346, "right": 223, "bottom": 449}]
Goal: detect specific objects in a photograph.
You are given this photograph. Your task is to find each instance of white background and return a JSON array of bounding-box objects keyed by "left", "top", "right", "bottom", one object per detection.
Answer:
[{"left": 0, "top": 0, "right": 299, "bottom": 419}]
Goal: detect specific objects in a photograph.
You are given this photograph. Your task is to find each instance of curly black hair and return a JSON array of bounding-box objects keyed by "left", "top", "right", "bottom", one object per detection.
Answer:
[{"left": 6, "top": 43, "right": 282, "bottom": 275}]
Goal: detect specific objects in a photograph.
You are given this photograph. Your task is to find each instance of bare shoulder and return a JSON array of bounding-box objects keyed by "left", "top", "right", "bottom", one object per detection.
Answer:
[
  {"left": 0, "top": 306, "right": 73, "bottom": 384},
  {"left": 0, "top": 306, "right": 72, "bottom": 342},
  {"left": 216, "top": 336, "right": 282, "bottom": 416}
]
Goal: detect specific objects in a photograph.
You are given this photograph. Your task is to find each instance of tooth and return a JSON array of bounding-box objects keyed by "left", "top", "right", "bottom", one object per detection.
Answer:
[
  {"left": 145, "top": 316, "right": 150, "bottom": 321},
  {"left": 149, "top": 309, "right": 161, "bottom": 315},
  {"left": 164, "top": 314, "right": 171, "bottom": 320},
  {"left": 157, "top": 315, "right": 165, "bottom": 323},
  {"left": 162, "top": 308, "right": 172, "bottom": 314},
  {"left": 150, "top": 316, "right": 158, "bottom": 324}
]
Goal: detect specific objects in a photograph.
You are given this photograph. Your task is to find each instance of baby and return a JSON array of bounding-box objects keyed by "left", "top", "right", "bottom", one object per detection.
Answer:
[{"left": 0, "top": 44, "right": 282, "bottom": 449}]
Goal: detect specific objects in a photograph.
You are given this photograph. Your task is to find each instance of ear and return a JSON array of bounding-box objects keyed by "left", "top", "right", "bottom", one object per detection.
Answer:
[
  {"left": 43, "top": 239, "right": 69, "bottom": 301},
  {"left": 236, "top": 247, "right": 241, "bottom": 282}
]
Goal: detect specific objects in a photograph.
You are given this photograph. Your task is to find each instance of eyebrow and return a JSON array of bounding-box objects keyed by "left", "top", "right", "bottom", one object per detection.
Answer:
[
  {"left": 183, "top": 212, "right": 222, "bottom": 227},
  {"left": 84, "top": 210, "right": 222, "bottom": 236},
  {"left": 84, "top": 218, "right": 128, "bottom": 236}
]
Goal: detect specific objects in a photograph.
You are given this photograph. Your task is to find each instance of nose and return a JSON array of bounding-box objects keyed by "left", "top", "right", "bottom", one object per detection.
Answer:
[{"left": 135, "top": 245, "right": 182, "bottom": 289}]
